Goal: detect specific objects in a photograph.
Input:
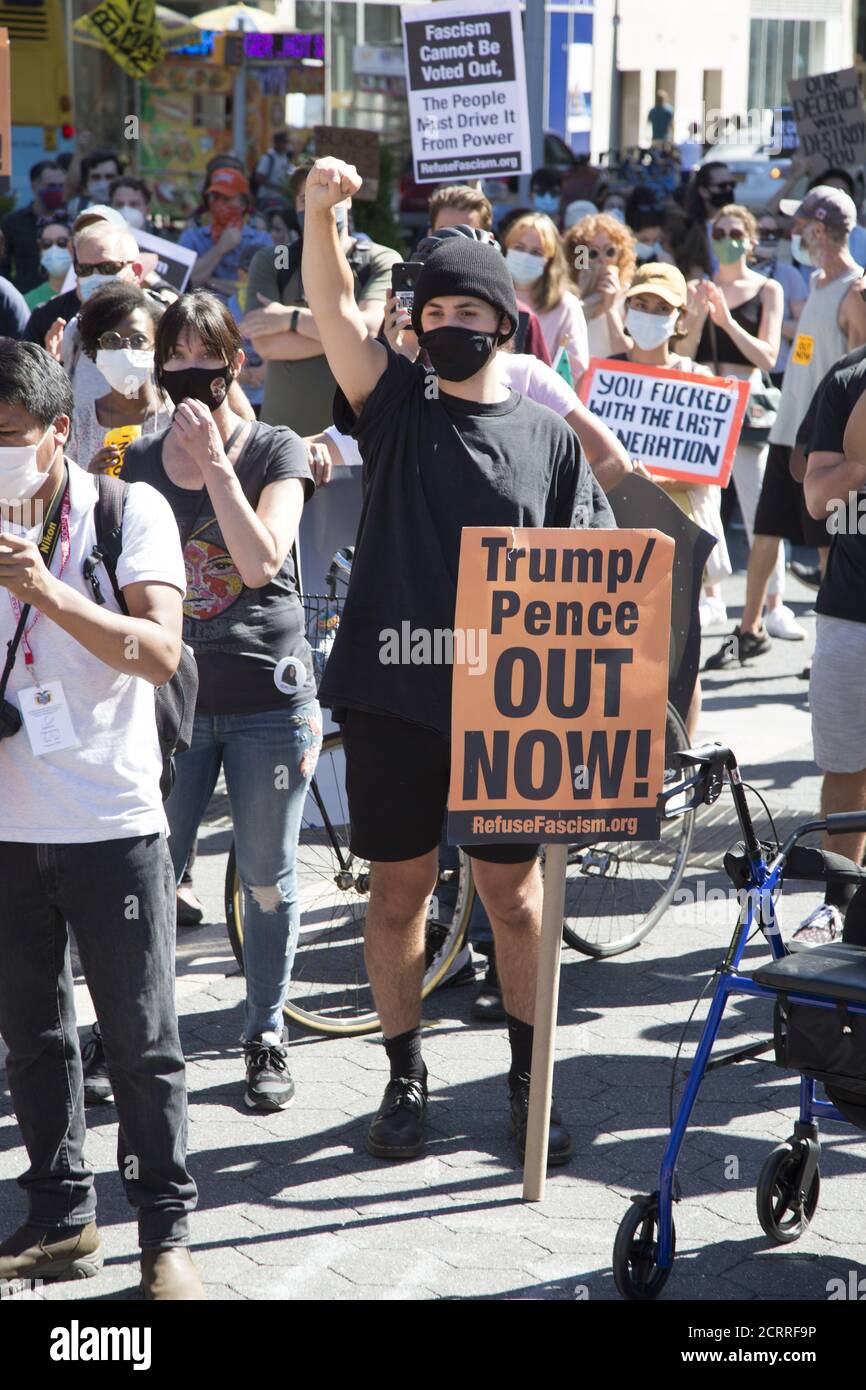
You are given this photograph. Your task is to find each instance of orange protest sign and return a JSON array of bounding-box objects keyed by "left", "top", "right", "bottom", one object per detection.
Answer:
[
  {"left": 447, "top": 527, "right": 674, "bottom": 846},
  {"left": 578, "top": 359, "right": 749, "bottom": 488}
]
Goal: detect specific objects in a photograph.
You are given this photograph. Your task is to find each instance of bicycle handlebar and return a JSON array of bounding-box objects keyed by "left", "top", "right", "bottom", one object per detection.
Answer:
[{"left": 826, "top": 812, "right": 866, "bottom": 835}]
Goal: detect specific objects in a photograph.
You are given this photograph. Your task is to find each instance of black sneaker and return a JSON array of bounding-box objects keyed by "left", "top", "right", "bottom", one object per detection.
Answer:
[
  {"left": 365, "top": 1075, "right": 428, "bottom": 1159},
  {"left": 704, "top": 626, "right": 771, "bottom": 670},
  {"left": 81, "top": 1025, "right": 113, "bottom": 1106},
  {"left": 509, "top": 1078, "right": 572, "bottom": 1167},
  {"left": 472, "top": 953, "right": 505, "bottom": 1022},
  {"left": 243, "top": 1036, "right": 294, "bottom": 1111},
  {"left": 789, "top": 560, "right": 821, "bottom": 591}
]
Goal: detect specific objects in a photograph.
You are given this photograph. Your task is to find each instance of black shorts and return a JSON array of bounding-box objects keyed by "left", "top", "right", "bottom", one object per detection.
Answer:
[
  {"left": 340, "top": 707, "right": 539, "bottom": 865},
  {"left": 753, "top": 443, "right": 829, "bottom": 549}
]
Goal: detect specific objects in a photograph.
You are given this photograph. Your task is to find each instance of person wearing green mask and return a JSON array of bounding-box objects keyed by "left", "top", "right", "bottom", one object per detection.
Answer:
[{"left": 679, "top": 203, "right": 796, "bottom": 642}]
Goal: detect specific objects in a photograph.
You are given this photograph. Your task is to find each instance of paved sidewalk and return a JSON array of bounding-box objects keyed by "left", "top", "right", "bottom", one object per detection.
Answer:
[{"left": 3, "top": 557, "right": 865, "bottom": 1302}]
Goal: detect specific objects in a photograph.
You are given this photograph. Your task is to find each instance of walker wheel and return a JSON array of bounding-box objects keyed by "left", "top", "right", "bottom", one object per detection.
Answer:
[
  {"left": 756, "top": 1143, "right": 820, "bottom": 1245},
  {"left": 612, "top": 1195, "right": 675, "bottom": 1301}
]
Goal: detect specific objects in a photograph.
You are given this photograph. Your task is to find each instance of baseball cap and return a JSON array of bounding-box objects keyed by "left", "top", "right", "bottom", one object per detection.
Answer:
[
  {"left": 206, "top": 168, "right": 250, "bottom": 199},
  {"left": 778, "top": 185, "right": 857, "bottom": 232},
  {"left": 623, "top": 262, "right": 688, "bottom": 309},
  {"left": 72, "top": 204, "right": 127, "bottom": 233}
]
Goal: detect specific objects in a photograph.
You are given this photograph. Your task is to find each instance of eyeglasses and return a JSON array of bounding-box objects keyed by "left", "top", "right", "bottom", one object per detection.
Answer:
[
  {"left": 40, "top": 236, "right": 70, "bottom": 250},
  {"left": 711, "top": 227, "right": 746, "bottom": 241},
  {"left": 97, "top": 331, "right": 152, "bottom": 351},
  {"left": 587, "top": 245, "right": 618, "bottom": 260},
  {"left": 74, "top": 259, "right": 134, "bottom": 278}
]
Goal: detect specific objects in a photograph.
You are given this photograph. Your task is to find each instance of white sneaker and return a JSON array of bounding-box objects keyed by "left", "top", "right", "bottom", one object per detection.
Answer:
[
  {"left": 699, "top": 597, "right": 728, "bottom": 629},
  {"left": 764, "top": 604, "right": 807, "bottom": 641},
  {"left": 788, "top": 904, "right": 842, "bottom": 952}
]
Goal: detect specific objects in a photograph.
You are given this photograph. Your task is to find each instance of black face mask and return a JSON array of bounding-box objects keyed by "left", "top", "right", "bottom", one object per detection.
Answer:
[
  {"left": 707, "top": 186, "right": 735, "bottom": 210},
  {"left": 159, "top": 364, "right": 232, "bottom": 409},
  {"left": 417, "top": 326, "right": 499, "bottom": 382}
]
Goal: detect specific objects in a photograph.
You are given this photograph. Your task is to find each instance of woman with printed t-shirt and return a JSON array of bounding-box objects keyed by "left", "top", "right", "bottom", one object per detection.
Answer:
[
  {"left": 501, "top": 212, "right": 590, "bottom": 384},
  {"left": 678, "top": 203, "right": 795, "bottom": 642},
  {"left": 123, "top": 290, "right": 320, "bottom": 1113},
  {"left": 67, "top": 282, "right": 171, "bottom": 474}
]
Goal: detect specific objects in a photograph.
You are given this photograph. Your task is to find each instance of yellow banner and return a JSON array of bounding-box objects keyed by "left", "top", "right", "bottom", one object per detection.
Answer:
[{"left": 74, "top": 0, "right": 164, "bottom": 78}]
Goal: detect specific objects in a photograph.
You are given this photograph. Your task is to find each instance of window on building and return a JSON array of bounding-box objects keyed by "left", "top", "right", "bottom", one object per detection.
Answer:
[{"left": 748, "top": 18, "right": 826, "bottom": 111}]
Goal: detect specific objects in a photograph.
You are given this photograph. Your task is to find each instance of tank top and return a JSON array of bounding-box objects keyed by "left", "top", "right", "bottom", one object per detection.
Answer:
[
  {"left": 695, "top": 289, "right": 763, "bottom": 368},
  {"left": 770, "top": 266, "right": 862, "bottom": 447}
]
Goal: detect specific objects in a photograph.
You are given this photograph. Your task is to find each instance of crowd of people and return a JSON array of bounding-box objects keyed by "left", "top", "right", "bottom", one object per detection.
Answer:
[{"left": 0, "top": 131, "right": 865, "bottom": 1299}]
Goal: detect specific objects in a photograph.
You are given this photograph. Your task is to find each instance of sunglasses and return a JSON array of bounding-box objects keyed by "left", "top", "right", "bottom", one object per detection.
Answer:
[
  {"left": 711, "top": 183, "right": 736, "bottom": 195},
  {"left": 711, "top": 227, "right": 747, "bottom": 241},
  {"left": 587, "top": 245, "right": 618, "bottom": 260},
  {"left": 97, "top": 331, "right": 152, "bottom": 351},
  {"left": 74, "top": 259, "right": 134, "bottom": 278},
  {"left": 758, "top": 228, "right": 779, "bottom": 240},
  {"left": 40, "top": 236, "right": 70, "bottom": 250}
]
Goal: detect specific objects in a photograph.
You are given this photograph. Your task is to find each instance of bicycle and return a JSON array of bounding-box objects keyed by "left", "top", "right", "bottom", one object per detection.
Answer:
[
  {"left": 224, "top": 557, "right": 694, "bottom": 1034},
  {"left": 612, "top": 741, "right": 866, "bottom": 1301}
]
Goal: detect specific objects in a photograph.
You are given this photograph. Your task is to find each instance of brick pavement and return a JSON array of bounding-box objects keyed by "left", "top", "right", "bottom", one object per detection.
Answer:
[{"left": 3, "top": 557, "right": 865, "bottom": 1302}]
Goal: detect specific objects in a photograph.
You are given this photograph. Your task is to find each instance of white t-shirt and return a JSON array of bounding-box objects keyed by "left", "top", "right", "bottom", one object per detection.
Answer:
[
  {"left": 498, "top": 352, "right": 578, "bottom": 416},
  {"left": 0, "top": 460, "right": 186, "bottom": 843}
]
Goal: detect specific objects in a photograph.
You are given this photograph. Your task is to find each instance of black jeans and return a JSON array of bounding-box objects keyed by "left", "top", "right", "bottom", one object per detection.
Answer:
[{"left": 0, "top": 834, "right": 196, "bottom": 1248}]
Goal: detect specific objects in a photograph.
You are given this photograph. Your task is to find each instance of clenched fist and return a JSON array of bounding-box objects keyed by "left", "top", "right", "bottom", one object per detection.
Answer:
[{"left": 304, "top": 158, "right": 362, "bottom": 212}]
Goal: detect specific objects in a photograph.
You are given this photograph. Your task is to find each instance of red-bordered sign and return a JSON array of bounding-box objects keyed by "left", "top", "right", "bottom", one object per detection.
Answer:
[{"left": 578, "top": 358, "right": 750, "bottom": 488}]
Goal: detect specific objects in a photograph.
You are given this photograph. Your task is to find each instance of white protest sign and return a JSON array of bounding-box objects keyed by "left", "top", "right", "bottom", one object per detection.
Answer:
[
  {"left": 788, "top": 68, "right": 866, "bottom": 174},
  {"left": 578, "top": 359, "right": 750, "bottom": 487},
  {"left": 135, "top": 228, "right": 197, "bottom": 293},
  {"left": 401, "top": 0, "right": 531, "bottom": 184}
]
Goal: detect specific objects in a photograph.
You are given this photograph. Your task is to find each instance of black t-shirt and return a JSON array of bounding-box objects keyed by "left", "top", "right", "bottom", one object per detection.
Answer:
[
  {"left": 320, "top": 346, "right": 616, "bottom": 738},
  {"left": 803, "top": 345, "right": 866, "bottom": 624},
  {"left": 124, "top": 420, "right": 316, "bottom": 714},
  {"left": 24, "top": 287, "right": 81, "bottom": 347}
]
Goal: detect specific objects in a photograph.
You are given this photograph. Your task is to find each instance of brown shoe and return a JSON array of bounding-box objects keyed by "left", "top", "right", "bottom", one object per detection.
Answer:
[
  {"left": 0, "top": 1221, "right": 103, "bottom": 1282},
  {"left": 141, "top": 1247, "right": 206, "bottom": 1300}
]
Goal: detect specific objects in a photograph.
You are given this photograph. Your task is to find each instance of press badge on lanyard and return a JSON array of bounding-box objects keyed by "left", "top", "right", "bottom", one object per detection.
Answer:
[{"left": 7, "top": 488, "right": 80, "bottom": 755}]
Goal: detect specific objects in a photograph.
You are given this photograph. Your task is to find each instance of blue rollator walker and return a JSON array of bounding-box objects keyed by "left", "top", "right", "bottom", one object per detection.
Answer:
[{"left": 613, "top": 743, "right": 866, "bottom": 1300}]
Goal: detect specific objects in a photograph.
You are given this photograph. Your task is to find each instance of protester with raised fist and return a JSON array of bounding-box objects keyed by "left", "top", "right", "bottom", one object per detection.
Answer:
[{"left": 302, "top": 155, "right": 613, "bottom": 1167}]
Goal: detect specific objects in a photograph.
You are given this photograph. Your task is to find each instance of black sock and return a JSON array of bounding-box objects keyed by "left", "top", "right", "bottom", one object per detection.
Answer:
[
  {"left": 826, "top": 881, "right": 857, "bottom": 912},
  {"left": 384, "top": 1027, "right": 426, "bottom": 1082},
  {"left": 507, "top": 1013, "right": 534, "bottom": 1087}
]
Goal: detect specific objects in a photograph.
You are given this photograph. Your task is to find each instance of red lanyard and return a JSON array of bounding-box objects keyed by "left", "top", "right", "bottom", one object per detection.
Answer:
[{"left": 7, "top": 489, "right": 71, "bottom": 670}]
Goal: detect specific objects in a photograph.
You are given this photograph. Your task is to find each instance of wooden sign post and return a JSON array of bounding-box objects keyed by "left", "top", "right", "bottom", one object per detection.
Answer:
[{"left": 447, "top": 527, "right": 674, "bottom": 1202}]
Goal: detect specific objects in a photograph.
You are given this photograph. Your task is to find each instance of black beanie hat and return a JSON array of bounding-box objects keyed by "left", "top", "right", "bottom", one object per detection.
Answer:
[{"left": 411, "top": 238, "right": 518, "bottom": 341}]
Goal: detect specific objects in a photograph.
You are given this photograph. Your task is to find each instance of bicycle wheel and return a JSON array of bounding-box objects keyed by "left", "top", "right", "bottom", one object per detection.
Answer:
[
  {"left": 224, "top": 732, "right": 475, "bottom": 1037},
  {"left": 561, "top": 701, "right": 695, "bottom": 958}
]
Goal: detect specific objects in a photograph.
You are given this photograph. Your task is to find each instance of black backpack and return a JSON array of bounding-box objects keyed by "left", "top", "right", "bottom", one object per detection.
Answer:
[{"left": 84, "top": 473, "right": 199, "bottom": 801}]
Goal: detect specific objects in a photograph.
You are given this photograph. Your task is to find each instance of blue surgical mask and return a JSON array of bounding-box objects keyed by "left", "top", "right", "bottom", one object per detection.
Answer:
[
  {"left": 78, "top": 271, "right": 121, "bottom": 302},
  {"left": 40, "top": 245, "right": 72, "bottom": 278},
  {"left": 533, "top": 192, "right": 559, "bottom": 215}
]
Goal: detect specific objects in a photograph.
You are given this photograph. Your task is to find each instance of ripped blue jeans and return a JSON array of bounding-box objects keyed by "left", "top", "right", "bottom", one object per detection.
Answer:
[{"left": 165, "top": 701, "right": 322, "bottom": 1040}]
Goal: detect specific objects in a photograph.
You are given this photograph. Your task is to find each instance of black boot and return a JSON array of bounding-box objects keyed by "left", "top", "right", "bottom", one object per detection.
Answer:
[{"left": 366, "top": 1076, "right": 428, "bottom": 1159}]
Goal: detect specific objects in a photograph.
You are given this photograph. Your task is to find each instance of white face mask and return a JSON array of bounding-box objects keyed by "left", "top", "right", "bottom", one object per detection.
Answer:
[
  {"left": 119, "top": 205, "right": 146, "bottom": 230},
  {"left": 635, "top": 241, "right": 663, "bottom": 262},
  {"left": 0, "top": 424, "right": 55, "bottom": 501},
  {"left": 78, "top": 271, "right": 121, "bottom": 302},
  {"left": 88, "top": 178, "right": 112, "bottom": 201},
  {"left": 791, "top": 232, "right": 814, "bottom": 266},
  {"left": 96, "top": 347, "right": 154, "bottom": 396},
  {"left": 505, "top": 247, "right": 547, "bottom": 285},
  {"left": 626, "top": 307, "right": 679, "bottom": 350},
  {"left": 40, "top": 245, "right": 72, "bottom": 279}
]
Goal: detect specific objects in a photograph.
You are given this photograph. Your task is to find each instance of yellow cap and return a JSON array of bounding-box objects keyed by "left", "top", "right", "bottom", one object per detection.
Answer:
[{"left": 623, "top": 262, "right": 688, "bottom": 309}]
